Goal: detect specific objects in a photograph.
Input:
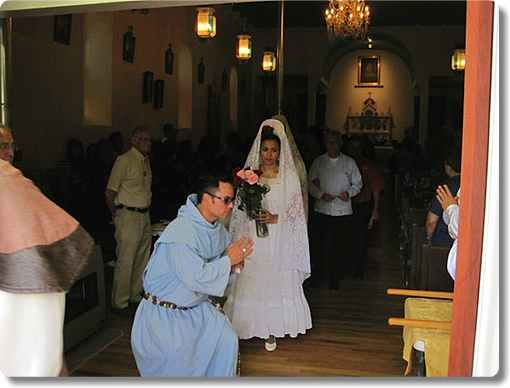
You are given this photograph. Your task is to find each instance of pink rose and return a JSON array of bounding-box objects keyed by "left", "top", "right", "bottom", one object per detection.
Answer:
[
  {"left": 244, "top": 170, "right": 254, "bottom": 179},
  {"left": 236, "top": 169, "right": 246, "bottom": 179},
  {"left": 247, "top": 174, "right": 259, "bottom": 185}
]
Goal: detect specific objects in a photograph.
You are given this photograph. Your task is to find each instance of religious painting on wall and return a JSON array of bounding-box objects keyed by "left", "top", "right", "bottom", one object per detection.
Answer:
[
  {"left": 358, "top": 56, "right": 380, "bottom": 86},
  {"left": 123, "top": 25, "right": 136, "bottom": 63}
]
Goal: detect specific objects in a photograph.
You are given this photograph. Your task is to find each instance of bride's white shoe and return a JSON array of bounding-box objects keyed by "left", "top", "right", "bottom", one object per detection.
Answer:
[{"left": 265, "top": 338, "right": 277, "bottom": 352}]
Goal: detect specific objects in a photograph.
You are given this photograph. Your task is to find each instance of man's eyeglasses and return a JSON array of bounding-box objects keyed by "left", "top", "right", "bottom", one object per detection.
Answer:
[
  {"left": 134, "top": 136, "right": 153, "bottom": 145},
  {"left": 0, "top": 144, "right": 20, "bottom": 152},
  {"left": 206, "top": 192, "right": 234, "bottom": 205}
]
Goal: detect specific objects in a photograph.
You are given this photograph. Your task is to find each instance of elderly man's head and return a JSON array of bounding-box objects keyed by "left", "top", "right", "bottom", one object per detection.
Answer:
[
  {"left": 324, "top": 130, "right": 342, "bottom": 158},
  {"left": 0, "top": 124, "right": 15, "bottom": 164}
]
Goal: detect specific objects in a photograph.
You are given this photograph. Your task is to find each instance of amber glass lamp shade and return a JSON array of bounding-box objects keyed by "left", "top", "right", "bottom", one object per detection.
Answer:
[
  {"left": 262, "top": 51, "right": 276, "bottom": 72},
  {"left": 196, "top": 7, "right": 216, "bottom": 38}
]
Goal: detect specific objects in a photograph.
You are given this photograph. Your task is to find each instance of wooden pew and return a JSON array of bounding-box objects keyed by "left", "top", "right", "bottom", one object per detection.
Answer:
[
  {"left": 402, "top": 208, "right": 427, "bottom": 287},
  {"left": 399, "top": 194, "right": 410, "bottom": 276},
  {"left": 410, "top": 224, "right": 426, "bottom": 289},
  {"left": 420, "top": 245, "right": 454, "bottom": 292}
]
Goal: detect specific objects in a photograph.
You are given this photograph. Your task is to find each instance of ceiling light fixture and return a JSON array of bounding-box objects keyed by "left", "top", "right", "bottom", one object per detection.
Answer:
[
  {"left": 236, "top": 34, "right": 252, "bottom": 62},
  {"left": 451, "top": 48, "right": 466, "bottom": 71},
  {"left": 325, "top": 0, "right": 370, "bottom": 41},
  {"left": 262, "top": 49, "right": 276, "bottom": 72}
]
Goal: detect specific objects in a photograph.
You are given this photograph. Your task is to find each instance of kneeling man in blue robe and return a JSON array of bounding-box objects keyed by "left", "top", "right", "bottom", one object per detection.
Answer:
[{"left": 131, "top": 174, "right": 253, "bottom": 377}]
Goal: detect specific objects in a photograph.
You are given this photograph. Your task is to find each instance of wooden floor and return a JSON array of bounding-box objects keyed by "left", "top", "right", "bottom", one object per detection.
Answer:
[{"left": 71, "top": 192, "right": 411, "bottom": 377}]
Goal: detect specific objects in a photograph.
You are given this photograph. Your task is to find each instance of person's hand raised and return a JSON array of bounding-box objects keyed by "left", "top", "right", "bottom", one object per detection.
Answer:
[
  {"left": 226, "top": 235, "right": 254, "bottom": 266},
  {"left": 436, "top": 184, "right": 458, "bottom": 211}
]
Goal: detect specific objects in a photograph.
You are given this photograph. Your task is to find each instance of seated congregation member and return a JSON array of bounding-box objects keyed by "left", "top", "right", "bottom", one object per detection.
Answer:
[
  {"left": 436, "top": 185, "right": 460, "bottom": 280},
  {"left": 0, "top": 146, "right": 94, "bottom": 376},
  {"left": 56, "top": 138, "right": 91, "bottom": 219},
  {"left": 425, "top": 149, "right": 461, "bottom": 247},
  {"left": 131, "top": 174, "right": 253, "bottom": 377}
]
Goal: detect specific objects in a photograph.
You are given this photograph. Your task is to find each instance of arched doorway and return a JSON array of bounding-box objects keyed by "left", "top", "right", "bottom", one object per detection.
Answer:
[
  {"left": 326, "top": 49, "right": 414, "bottom": 141},
  {"left": 321, "top": 34, "right": 416, "bottom": 143}
]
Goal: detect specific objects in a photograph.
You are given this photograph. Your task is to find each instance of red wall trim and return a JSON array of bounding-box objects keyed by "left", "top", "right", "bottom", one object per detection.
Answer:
[{"left": 448, "top": 0, "right": 494, "bottom": 377}]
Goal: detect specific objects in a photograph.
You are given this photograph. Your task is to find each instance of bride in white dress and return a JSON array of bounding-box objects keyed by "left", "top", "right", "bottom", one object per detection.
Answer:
[{"left": 224, "top": 118, "right": 312, "bottom": 351}]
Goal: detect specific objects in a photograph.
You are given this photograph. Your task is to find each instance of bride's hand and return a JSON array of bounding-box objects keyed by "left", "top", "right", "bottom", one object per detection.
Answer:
[{"left": 256, "top": 208, "right": 278, "bottom": 224}]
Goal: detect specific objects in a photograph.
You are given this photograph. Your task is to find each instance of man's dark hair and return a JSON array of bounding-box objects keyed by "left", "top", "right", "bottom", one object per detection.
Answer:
[
  {"left": 445, "top": 148, "right": 462, "bottom": 173},
  {"left": 196, "top": 173, "right": 233, "bottom": 204}
]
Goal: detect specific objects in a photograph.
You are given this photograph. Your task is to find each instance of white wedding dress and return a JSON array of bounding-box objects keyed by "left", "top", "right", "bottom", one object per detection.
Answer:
[
  {"left": 224, "top": 176, "right": 312, "bottom": 339},
  {"left": 225, "top": 118, "right": 312, "bottom": 339}
]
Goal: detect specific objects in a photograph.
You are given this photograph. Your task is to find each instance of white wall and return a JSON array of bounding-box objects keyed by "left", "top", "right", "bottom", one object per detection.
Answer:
[{"left": 326, "top": 49, "right": 414, "bottom": 140}]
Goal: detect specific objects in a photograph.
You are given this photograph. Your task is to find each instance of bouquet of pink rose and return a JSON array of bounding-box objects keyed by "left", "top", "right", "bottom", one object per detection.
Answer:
[{"left": 232, "top": 167, "right": 271, "bottom": 237}]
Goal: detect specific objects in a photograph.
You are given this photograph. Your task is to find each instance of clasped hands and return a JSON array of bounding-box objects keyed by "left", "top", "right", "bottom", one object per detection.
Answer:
[
  {"left": 227, "top": 235, "right": 254, "bottom": 273},
  {"left": 321, "top": 191, "right": 349, "bottom": 202},
  {"left": 314, "top": 178, "right": 349, "bottom": 202}
]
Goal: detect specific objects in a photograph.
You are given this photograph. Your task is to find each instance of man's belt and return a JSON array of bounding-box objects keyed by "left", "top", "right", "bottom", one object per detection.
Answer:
[
  {"left": 142, "top": 292, "right": 226, "bottom": 316},
  {"left": 116, "top": 204, "right": 150, "bottom": 213},
  {"left": 143, "top": 292, "right": 190, "bottom": 310}
]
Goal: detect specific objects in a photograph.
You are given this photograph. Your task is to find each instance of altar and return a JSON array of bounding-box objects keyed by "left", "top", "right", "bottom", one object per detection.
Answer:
[{"left": 343, "top": 93, "right": 394, "bottom": 146}]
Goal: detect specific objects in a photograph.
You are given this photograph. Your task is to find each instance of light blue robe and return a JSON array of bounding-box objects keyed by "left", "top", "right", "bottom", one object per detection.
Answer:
[{"left": 131, "top": 194, "right": 238, "bottom": 377}]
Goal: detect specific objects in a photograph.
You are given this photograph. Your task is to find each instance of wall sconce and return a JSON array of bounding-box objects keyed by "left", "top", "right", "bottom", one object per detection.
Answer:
[
  {"left": 367, "top": 36, "right": 373, "bottom": 49},
  {"left": 451, "top": 48, "right": 466, "bottom": 71},
  {"left": 195, "top": 7, "right": 216, "bottom": 39},
  {"left": 236, "top": 34, "right": 252, "bottom": 62},
  {"left": 262, "top": 50, "right": 276, "bottom": 72}
]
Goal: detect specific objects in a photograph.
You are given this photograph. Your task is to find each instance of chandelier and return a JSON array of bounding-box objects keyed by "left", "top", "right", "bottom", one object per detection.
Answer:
[{"left": 325, "top": 0, "right": 370, "bottom": 41}]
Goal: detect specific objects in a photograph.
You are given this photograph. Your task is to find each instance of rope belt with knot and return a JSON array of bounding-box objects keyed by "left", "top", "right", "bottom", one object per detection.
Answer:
[{"left": 142, "top": 292, "right": 225, "bottom": 315}]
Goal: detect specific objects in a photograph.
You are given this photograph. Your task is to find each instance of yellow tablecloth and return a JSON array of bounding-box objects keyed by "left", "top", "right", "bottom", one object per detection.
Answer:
[{"left": 402, "top": 297, "right": 452, "bottom": 377}]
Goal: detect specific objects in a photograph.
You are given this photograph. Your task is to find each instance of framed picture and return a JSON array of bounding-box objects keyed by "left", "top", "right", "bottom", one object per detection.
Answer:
[
  {"left": 54, "top": 14, "right": 72, "bottom": 45},
  {"left": 358, "top": 56, "right": 380, "bottom": 86},
  {"left": 142, "top": 71, "right": 153, "bottom": 103},
  {"left": 153, "top": 79, "right": 164, "bottom": 109},
  {"left": 123, "top": 26, "right": 135, "bottom": 63}
]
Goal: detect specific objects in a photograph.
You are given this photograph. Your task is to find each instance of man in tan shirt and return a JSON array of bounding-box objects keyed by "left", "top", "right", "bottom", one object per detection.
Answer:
[{"left": 105, "top": 126, "right": 153, "bottom": 317}]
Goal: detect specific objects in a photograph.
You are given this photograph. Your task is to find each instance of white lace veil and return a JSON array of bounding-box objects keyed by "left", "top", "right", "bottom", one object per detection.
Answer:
[
  {"left": 228, "top": 119, "right": 311, "bottom": 282},
  {"left": 271, "top": 114, "right": 309, "bottom": 223}
]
